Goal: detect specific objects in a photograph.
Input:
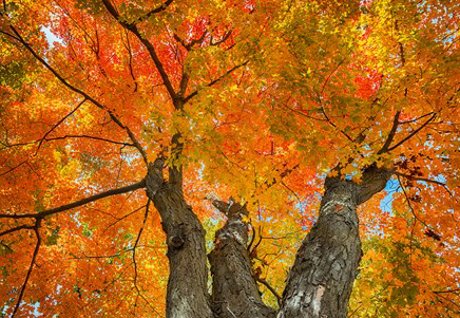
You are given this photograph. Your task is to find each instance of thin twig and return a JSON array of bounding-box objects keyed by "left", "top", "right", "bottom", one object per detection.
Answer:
[
  {"left": 184, "top": 61, "right": 249, "bottom": 103},
  {"left": 397, "top": 175, "right": 429, "bottom": 228},
  {"left": 35, "top": 98, "right": 87, "bottom": 155},
  {"left": 12, "top": 220, "right": 41, "bottom": 317}
]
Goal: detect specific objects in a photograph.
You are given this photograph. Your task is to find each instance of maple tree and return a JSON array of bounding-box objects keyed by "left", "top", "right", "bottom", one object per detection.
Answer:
[{"left": 0, "top": 0, "right": 459, "bottom": 317}]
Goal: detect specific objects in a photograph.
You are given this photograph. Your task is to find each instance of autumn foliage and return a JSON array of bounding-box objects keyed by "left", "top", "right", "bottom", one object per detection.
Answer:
[{"left": 0, "top": 0, "right": 459, "bottom": 317}]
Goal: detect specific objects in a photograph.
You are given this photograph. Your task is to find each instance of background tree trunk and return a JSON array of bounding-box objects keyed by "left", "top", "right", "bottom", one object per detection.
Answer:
[{"left": 209, "top": 200, "right": 276, "bottom": 318}]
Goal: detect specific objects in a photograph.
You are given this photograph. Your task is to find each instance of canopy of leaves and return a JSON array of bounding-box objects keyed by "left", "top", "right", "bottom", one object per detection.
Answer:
[{"left": 0, "top": 0, "right": 459, "bottom": 317}]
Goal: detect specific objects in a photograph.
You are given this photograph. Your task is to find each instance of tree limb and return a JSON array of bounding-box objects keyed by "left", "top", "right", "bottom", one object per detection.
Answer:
[
  {"left": 255, "top": 276, "right": 281, "bottom": 306},
  {"left": 378, "top": 110, "right": 401, "bottom": 154},
  {"left": 102, "top": 0, "right": 177, "bottom": 105},
  {"left": 0, "top": 180, "right": 146, "bottom": 220},
  {"left": 132, "top": 199, "right": 151, "bottom": 312},
  {"left": 395, "top": 171, "right": 454, "bottom": 197},
  {"left": 184, "top": 61, "right": 249, "bottom": 103},
  {"left": 132, "top": 0, "right": 173, "bottom": 24},
  {"left": 35, "top": 98, "right": 87, "bottom": 155},
  {"left": 11, "top": 220, "right": 41, "bottom": 317},
  {"left": 0, "top": 224, "right": 35, "bottom": 237},
  {"left": 386, "top": 113, "right": 437, "bottom": 152},
  {"left": 8, "top": 26, "right": 148, "bottom": 164}
]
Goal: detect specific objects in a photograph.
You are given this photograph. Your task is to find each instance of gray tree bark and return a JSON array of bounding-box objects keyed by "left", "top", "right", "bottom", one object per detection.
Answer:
[
  {"left": 209, "top": 200, "right": 276, "bottom": 318},
  {"left": 146, "top": 159, "right": 213, "bottom": 318},
  {"left": 146, "top": 160, "right": 390, "bottom": 318},
  {"left": 278, "top": 166, "right": 391, "bottom": 318}
]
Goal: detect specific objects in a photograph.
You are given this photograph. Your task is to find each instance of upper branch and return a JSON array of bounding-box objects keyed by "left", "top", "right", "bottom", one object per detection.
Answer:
[
  {"left": 386, "top": 112, "right": 437, "bottom": 152},
  {"left": 35, "top": 98, "right": 87, "bottom": 155},
  {"left": 356, "top": 165, "right": 393, "bottom": 205},
  {"left": 395, "top": 172, "right": 454, "bottom": 197},
  {"left": 102, "top": 0, "right": 178, "bottom": 104},
  {"left": 377, "top": 110, "right": 401, "bottom": 154},
  {"left": 0, "top": 180, "right": 146, "bottom": 220},
  {"left": 0, "top": 224, "right": 35, "bottom": 237},
  {"left": 132, "top": 0, "right": 173, "bottom": 24},
  {"left": 184, "top": 60, "right": 249, "bottom": 103},
  {"left": 132, "top": 199, "right": 151, "bottom": 310}
]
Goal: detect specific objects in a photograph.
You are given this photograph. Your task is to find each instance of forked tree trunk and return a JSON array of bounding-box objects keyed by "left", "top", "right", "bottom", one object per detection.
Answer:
[{"left": 147, "top": 160, "right": 390, "bottom": 318}]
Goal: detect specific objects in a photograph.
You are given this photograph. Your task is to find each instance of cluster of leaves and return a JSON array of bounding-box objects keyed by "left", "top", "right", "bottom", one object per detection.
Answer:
[{"left": 0, "top": 0, "right": 459, "bottom": 317}]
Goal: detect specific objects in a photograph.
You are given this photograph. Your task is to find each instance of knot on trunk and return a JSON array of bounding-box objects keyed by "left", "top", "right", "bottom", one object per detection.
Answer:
[
  {"left": 169, "top": 235, "right": 185, "bottom": 249},
  {"left": 168, "top": 224, "right": 187, "bottom": 250}
]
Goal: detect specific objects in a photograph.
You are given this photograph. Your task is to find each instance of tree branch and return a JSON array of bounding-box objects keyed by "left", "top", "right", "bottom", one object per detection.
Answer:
[
  {"left": 102, "top": 0, "right": 177, "bottom": 104},
  {"left": 399, "top": 112, "right": 435, "bottom": 124},
  {"left": 132, "top": 0, "right": 173, "bottom": 24},
  {"left": 0, "top": 179, "right": 146, "bottom": 220},
  {"left": 0, "top": 224, "right": 35, "bottom": 237},
  {"left": 184, "top": 61, "right": 249, "bottom": 103},
  {"left": 132, "top": 199, "right": 150, "bottom": 290},
  {"left": 11, "top": 220, "right": 41, "bottom": 317},
  {"left": 173, "top": 30, "right": 208, "bottom": 51},
  {"left": 319, "top": 104, "right": 354, "bottom": 142},
  {"left": 132, "top": 199, "right": 151, "bottom": 312},
  {"left": 395, "top": 171, "right": 454, "bottom": 197},
  {"left": 255, "top": 276, "right": 281, "bottom": 306},
  {"left": 386, "top": 113, "right": 437, "bottom": 152},
  {"left": 378, "top": 110, "right": 401, "bottom": 154},
  {"left": 44, "top": 134, "right": 135, "bottom": 147},
  {"left": 0, "top": 160, "right": 27, "bottom": 177},
  {"left": 104, "top": 204, "right": 147, "bottom": 232},
  {"left": 8, "top": 26, "right": 148, "bottom": 164},
  {"left": 210, "top": 30, "right": 232, "bottom": 46},
  {"left": 35, "top": 98, "right": 87, "bottom": 155},
  {"left": 397, "top": 175, "right": 429, "bottom": 228}
]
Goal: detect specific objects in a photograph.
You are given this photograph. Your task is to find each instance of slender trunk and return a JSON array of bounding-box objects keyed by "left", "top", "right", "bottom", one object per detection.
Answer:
[
  {"left": 146, "top": 160, "right": 212, "bottom": 318},
  {"left": 278, "top": 166, "right": 391, "bottom": 318},
  {"left": 209, "top": 200, "right": 276, "bottom": 318}
]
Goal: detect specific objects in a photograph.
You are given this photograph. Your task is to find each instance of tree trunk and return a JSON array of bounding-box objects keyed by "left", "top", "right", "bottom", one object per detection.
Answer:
[
  {"left": 146, "top": 158, "right": 390, "bottom": 318},
  {"left": 209, "top": 200, "right": 276, "bottom": 318},
  {"left": 277, "top": 166, "right": 391, "bottom": 318},
  {"left": 146, "top": 160, "right": 213, "bottom": 318},
  {"left": 277, "top": 177, "right": 362, "bottom": 318}
]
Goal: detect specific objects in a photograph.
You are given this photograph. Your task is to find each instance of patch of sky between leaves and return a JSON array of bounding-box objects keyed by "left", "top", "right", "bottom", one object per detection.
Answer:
[
  {"left": 41, "top": 26, "right": 64, "bottom": 49},
  {"left": 380, "top": 178, "right": 400, "bottom": 213}
]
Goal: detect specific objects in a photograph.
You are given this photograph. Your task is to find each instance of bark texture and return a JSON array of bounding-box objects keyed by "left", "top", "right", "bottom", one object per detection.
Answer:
[
  {"left": 209, "top": 200, "right": 276, "bottom": 318},
  {"left": 278, "top": 166, "right": 391, "bottom": 318},
  {"left": 145, "top": 157, "right": 390, "bottom": 318},
  {"left": 146, "top": 159, "right": 212, "bottom": 318}
]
